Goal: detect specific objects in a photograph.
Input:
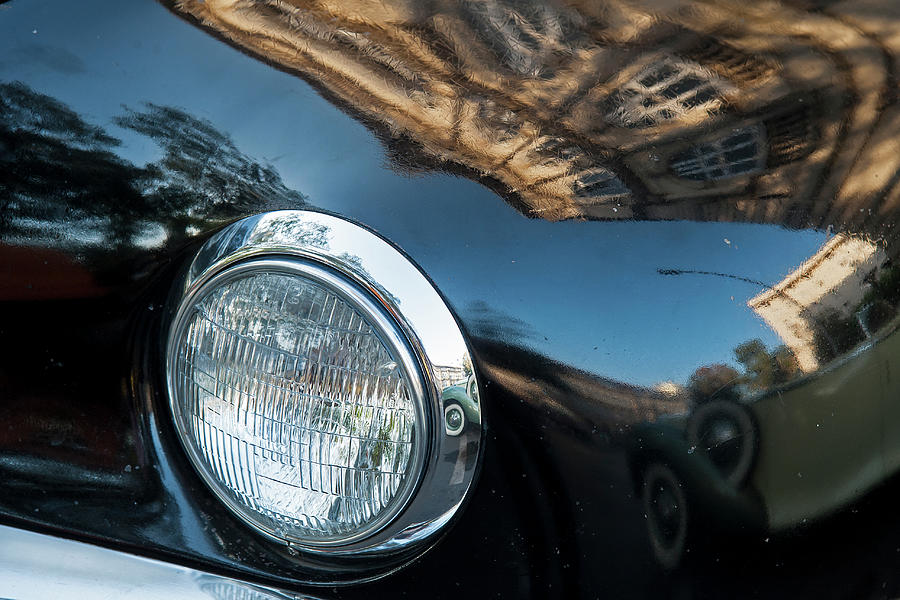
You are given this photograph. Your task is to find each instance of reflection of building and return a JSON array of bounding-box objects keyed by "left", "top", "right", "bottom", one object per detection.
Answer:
[
  {"left": 433, "top": 364, "right": 468, "bottom": 388},
  {"left": 747, "top": 235, "right": 885, "bottom": 371},
  {"left": 177, "top": 0, "right": 900, "bottom": 232}
]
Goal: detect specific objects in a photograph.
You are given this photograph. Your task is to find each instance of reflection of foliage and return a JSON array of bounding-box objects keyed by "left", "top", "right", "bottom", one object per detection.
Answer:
[
  {"left": 862, "top": 300, "right": 897, "bottom": 334},
  {"left": 333, "top": 251, "right": 403, "bottom": 308},
  {"left": 0, "top": 81, "right": 115, "bottom": 146},
  {"left": 0, "top": 81, "right": 306, "bottom": 254},
  {"left": 688, "top": 363, "right": 741, "bottom": 403},
  {"left": 859, "top": 261, "right": 900, "bottom": 332},
  {"left": 734, "top": 339, "right": 799, "bottom": 391},
  {"left": 462, "top": 354, "right": 473, "bottom": 377},
  {"left": 863, "top": 260, "right": 900, "bottom": 306},
  {"left": 251, "top": 218, "right": 329, "bottom": 248},
  {"left": 812, "top": 309, "right": 866, "bottom": 364},
  {"left": 0, "top": 81, "right": 147, "bottom": 244},
  {"left": 689, "top": 339, "right": 801, "bottom": 402},
  {"left": 112, "top": 103, "right": 306, "bottom": 232}
]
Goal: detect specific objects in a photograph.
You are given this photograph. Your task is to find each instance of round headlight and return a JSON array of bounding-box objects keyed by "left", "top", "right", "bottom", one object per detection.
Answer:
[
  {"left": 168, "top": 259, "right": 424, "bottom": 545},
  {"left": 165, "top": 210, "right": 481, "bottom": 556}
]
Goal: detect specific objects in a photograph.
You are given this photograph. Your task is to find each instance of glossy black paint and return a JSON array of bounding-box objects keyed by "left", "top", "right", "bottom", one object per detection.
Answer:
[{"left": 4, "top": 0, "right": 900, "bottom": 597}]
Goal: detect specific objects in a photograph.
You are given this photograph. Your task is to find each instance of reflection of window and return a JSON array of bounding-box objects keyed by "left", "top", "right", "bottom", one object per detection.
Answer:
[
  {"left": 572, "top": 166, "right": 630, "bottom": 202},
  {"left": 683, "top": 38, "right": 775, "bottom": 85},
  {"left": 670, "top": 126, "right": 765, "bottom": 181},
  {"left": 462, "top": 0, "right": 583, "bottom": 78},
  {"left": 766, "top": 107, "right": 815, "bottom": 167},
  {"left": 527, "top": 136, "right": 629, "bottom": 202},
  {"left": 606, "top": 58, "right": 734, "bottom": 129}
]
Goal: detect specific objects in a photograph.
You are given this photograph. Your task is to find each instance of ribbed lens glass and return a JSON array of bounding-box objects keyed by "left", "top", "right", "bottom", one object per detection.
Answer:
[{"left": 169, "top": 264, "right": 421, "bottom": 544}]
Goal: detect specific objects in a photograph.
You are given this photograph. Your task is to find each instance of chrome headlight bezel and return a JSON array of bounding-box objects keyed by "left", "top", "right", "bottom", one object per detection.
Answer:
[{"left": 164, "top": 210, "right": 482, "bottom": 556}]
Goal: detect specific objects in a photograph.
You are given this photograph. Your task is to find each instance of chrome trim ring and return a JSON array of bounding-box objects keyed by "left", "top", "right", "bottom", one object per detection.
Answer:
[{"left": 165, "top": 210, "right": 483, "bottom": 556}]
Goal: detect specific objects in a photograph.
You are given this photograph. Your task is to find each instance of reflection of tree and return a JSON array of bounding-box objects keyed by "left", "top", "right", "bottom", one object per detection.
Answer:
[
  {"left": 811, "top": 310, "right": 866, "bottom": 365},
  {"left": 688, "top": 339, "right": 801, "bottom": 403},
  {"left": 0, "top": 81, "right": 306, "bottom": 255},
  {"left": 689, "top": 339, "right": 801, "bottom": 402},
  {"left": 334, "top": 251, "right": 402, "bottom": 308},
  {"left": 865, "top": 261, "right": 900, "bottom": 306},
  {"left": 112, "top": 103, "right": 306, "bottom": 240},
  {"left": 462, "top": 354, "right": 473, "bottom": 378},
  {"left": 0, "top": 81, "right": 147, "bottom": 244},
  {"left": 734, "top": 339, "right": 799, "bottom": 392},
  {"left": 688, "top": 363, "right": 741, "bottom": 403},
  {"left": 249, "top": 217, "right": 329, "bottom": 249},
  {"left": 860, "top": 262, "right": 900, "bottom": 333}
]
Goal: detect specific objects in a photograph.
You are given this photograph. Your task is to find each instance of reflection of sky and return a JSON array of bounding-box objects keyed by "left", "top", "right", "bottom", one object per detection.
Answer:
[
  {"left": 0, "top": 0, "right": 831, "bottom": 388},
  {"left": 0, "top": 0, "right": 378, "bottom": 192},
  {"left": 327, "top": 222, "right": 471, "bottom": 368}
]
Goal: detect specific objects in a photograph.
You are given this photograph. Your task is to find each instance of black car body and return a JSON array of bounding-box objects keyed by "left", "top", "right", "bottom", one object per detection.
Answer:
[{"left": 4, "top": 0, "right": 900, "bottom": 597}]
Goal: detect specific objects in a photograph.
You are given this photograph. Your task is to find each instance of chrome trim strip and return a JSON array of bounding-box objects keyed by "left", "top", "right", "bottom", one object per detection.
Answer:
[{"left": 0, "top": 524, "right": 309, "bottom": 600}]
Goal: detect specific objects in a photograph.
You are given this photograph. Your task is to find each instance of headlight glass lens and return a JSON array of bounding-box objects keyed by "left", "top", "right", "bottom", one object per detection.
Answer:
[{"left": 168, "top": 262, "right": 422, "bottom": 545}]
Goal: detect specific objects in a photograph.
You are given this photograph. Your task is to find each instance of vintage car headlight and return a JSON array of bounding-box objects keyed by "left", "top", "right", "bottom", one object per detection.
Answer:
[
  {"left": 166, "top": 210, "right": 481, "bottom": 554},
  {"left": 168, "top": 259, "right": 424, "bottom": 545}
]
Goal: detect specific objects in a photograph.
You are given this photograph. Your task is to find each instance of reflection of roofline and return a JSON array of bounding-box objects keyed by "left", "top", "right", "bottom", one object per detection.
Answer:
[{"left": 747, "top": 234, "right": 854, "bottom": 308}]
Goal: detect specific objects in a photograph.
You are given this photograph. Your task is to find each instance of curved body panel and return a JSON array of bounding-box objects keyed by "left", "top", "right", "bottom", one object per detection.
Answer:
[{"left": 3, "top": 0, "right": 900, "bottom": 597}]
